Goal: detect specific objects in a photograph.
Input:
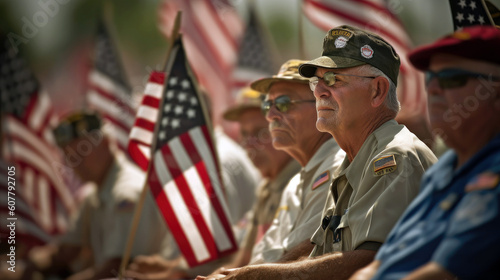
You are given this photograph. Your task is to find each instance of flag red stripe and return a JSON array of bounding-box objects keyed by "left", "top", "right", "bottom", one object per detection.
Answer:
[
  {"left": 89, "top": 84, "right": 136, "bottom": 116},
  {"left": 305, "top": 0, "right": 409, "bottom": 50},
  {"left": 201, "top": 126, "right": 225, "bottom": 197},
  {"left": 200, "top": 131, "right": 237, "bottom": 253},
  {"left": 148, "top": 167, "right": 198, "bottom": 262},
  {"left": 351, "top": 0, "right": 404, "bottom": 25},
  {"left": 161, "top": 143, "right": 219, "bottom": 260},
  {"left": 142, "top": 95, "right": 161, "bottom": 108},
  {"left": 179, "top": 131, "right": 237, "bottom": 252},
  {"left": 127, "top": 145, "right": 149, "bottom": 171},
  {"left": 134, "top": 118, "right": 156, "bottom": 132},
  {"left": 203, "top": 0, "right": 239, "bottom": 49}
]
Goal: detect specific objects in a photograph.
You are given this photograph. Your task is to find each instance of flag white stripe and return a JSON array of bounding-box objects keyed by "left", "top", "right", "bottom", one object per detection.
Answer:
[
  {"left": 38, "top": 176, "right": 51, "bottom": 231},
  {"left": 189, "top": 128, "right": 233, "bottom": 228},
  {"left": 138, "top": 144, "right": 150, "bottom": 160},
  {"left": 320, "top": 0, "right": 411, "bottom": 45},
  {"left": 145, "top": 83, "right": 164, "bottom": 99},
  {"left": 191, "top": 0, "right": 236, "bottom": 68},
  {"left": 23, "top": 167, "right": 35, "bottom": 205},
  {"left": 88, "top": 90, "right": 135, "bottom": 127},
  {"left": 169, "top": 136, "right": 232, "bottom": 251},
  {"left": 6, "top": 117, "right": 55, "bottom": 162},
  {"left": 304, "top": 3, "right": 411, "bottom": 53},
  {"left": 88, "top": 71, "right": 131, "bottom": 103},
  {"left": 130, "top": 127, "right": 154, "bottom": 146},
  {"left": 153, "top": 151, "right": 211, "bottom": 262},
  {"left": 10, "top": 141, "right": 74, "bottom": 211},
  {"left": 184, "top": 36, "right": 228, "bottom": 98},
  {"left": 28, "top": 92, "right": 51, "bottom": 131},
  {"left": 137, "top": 106, "right": 159, "bottom": 124}
]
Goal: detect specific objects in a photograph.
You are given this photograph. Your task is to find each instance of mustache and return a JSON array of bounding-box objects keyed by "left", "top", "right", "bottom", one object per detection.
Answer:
[
  {"left": 269, "top": 121, "right": 284, "bottom": 130},
  {"left": 316, "top": 100, "right": 338, "bottom": 110}
]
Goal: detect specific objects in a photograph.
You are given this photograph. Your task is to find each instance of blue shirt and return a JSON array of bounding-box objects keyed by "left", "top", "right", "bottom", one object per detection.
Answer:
[{"left": 374, "top": 134, "right": 500, "bottom": 280}]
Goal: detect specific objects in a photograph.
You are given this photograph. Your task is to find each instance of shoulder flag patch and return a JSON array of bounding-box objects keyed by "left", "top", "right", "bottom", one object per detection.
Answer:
[
  {"left": 465, "top": 172, "right": 500, "bottom": 192},
  {"left": 312, "top": 171, "right": 330, "bottom": 190},
  {"left": 373, "top": 155, "right": 397, "bottom": 176}
]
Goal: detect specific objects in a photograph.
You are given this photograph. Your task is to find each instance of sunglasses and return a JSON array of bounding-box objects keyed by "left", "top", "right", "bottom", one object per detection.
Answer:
[
  {"left": 309, "top": 71, "right": 377, "bottom": 91},
  {"left": 261, "top": 95, "right": 315, "bottom": 114},
  {"left": 425, "top": 68, "right": 500, "bottom": 89}
]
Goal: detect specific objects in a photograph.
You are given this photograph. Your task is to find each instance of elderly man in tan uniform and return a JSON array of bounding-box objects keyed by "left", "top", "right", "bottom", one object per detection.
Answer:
[
  {"left": 197, "top": 59, "right": 346, "bottom": 280},
  {"left": 204, "top": 26, "right": 437, "bottom": 280},
  {"left": 221, "top": 87, "right": 301, "bottom": 267},
  {"left": 21, "top": 112, "right": 175, "bottom": 280}
]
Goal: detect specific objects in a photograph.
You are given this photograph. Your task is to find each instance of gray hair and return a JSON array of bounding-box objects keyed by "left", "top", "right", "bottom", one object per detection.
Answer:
[{"left": 357, "top": 65, "right": 400, "bottom": 114}]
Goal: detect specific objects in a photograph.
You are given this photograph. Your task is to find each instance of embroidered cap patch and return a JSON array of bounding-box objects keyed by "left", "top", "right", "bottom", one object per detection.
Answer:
[
  {"left": 312, "top": 171, "right": 330, "bottom": 190},
  {"left": 373, "top": 155, "right": 397, "bottom": 176}
]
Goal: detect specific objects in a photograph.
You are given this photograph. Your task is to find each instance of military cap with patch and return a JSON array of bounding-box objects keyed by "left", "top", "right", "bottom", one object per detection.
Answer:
[
  {"left": 299, "top": 25, "right": 400, "bottom": 85},
  {"left": 223, "top": 87, "right": 263, "bottom": 121},
  {"left": 251, "top": 59, "right": 310, "bottom": 93},
  {"left": 409, "top": 25, "right": 500, "bottom": 71},
  {"left": 53, "top": 111, "right": 101, "bottom": 147}
]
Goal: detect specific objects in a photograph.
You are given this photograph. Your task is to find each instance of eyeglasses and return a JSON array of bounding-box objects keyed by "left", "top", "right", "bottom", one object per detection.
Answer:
[
  {"left": 309, "top": 71, "right": 377, "bottom": 91},
  {"left": 261, "top": 95, "right": 315, "bottom": 114},
  {"left": 425, "top": 68, "right": 500, "bottom": 89}
]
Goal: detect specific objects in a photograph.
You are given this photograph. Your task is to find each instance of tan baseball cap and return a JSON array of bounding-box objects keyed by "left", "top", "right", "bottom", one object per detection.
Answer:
[
  {"left": 250, "top": 59, "right": 310, "bottom": 93},
  {"left": 223, "top": 87, "right": 263, "bottom": 121}
]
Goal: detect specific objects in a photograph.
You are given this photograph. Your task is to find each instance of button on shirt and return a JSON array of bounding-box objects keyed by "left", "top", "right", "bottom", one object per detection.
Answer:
[
  {"left": 250, "top": 138, "right": 345, "bottom": 263},
  {"left": 374, "top": 133, "right": 500, "bottom": 280},
  {"left": 310, "top": 120, "right": 437, "bottom": 256}
]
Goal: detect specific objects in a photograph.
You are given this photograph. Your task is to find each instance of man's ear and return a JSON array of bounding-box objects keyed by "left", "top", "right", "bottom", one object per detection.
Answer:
[{"left": 371, "top": 77, "right": 390, "bottom": 108}]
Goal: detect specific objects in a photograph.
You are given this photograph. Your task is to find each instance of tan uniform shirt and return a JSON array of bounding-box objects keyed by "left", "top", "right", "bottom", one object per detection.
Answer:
[
  {"left": 250, "top": 138, "right": 346, "bottom": 263},
  {"left": 310, "top": 120, "right": 437, "bottom": 256},
  {"left": 241, "top": 160, "right": 302, "bottom": 252},
  {"left": 62, "top": 154, "right": 177, "bottom": 266}
]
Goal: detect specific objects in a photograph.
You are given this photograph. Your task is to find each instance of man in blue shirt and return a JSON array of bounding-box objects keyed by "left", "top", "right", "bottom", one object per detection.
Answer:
[{"left": 351, "top": 25, "right": 500, "bottom": 280}]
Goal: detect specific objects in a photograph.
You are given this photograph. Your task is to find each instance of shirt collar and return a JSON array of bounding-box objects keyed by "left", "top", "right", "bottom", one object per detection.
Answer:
[
  {"left": 339, "top": 119, "right": 400, "bottom": 187},
  {"left": 268, "top": 159, "right": 301, "bottom": 191},
  {"left": 304, "top": 138, "right": 340, "bottom": 172}
]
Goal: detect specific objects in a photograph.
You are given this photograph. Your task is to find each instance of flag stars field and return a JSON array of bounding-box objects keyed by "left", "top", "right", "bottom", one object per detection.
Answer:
[{"left": 175, "top": 105, "right": 183, "bottom": 115}]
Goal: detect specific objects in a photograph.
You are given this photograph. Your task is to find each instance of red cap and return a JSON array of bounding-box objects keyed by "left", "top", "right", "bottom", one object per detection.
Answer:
[{"left": 408, "top": 25, "right": 500, "bottom": 70}]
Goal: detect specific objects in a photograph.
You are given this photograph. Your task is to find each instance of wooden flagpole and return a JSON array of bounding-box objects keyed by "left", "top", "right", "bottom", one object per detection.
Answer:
[{"left": 118, "top": 11, "right": 182, "bottom": 279}]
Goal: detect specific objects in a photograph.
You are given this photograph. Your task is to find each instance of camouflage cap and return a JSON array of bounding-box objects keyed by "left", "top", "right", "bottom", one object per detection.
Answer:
[
  {"left": 299, "top": 25, "right": 400, "bottom": 85},
  {"left": 53, "top": 111, "right": 101, "bottom": 147},
  {"left": 251, "top": 59, "right": 310, "bottom": 93},
  {"left": 223, "top": 87, "right": 263, "bottom": 121}
]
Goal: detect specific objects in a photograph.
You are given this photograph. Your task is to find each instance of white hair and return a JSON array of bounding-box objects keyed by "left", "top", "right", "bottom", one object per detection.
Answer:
[{"left": 357, "top": 65, "right": 400, "bottom": 114}]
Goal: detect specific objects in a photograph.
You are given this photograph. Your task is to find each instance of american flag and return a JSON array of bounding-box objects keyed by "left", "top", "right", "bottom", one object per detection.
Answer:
[
  {"left": 129, "top": 37, "right": 237, "bottom": 267},
  {"left": 0, "top": 37, "right": 77, "bottom": 245},
  {"left": 449, "top": 0, "right": 498, "bottom": 30},
  {"left": 159, "top": 0, "right": 243, "bottom": 126},
  {"left": 303, "top": 0, "right": 428, "bottom": 116},
  {"left": 128, "top": 71, "right": 165, "bottom": 171},
  {"left": 232, "top": 5, "right": 276, "bottom": 92},
  {"left": 86, "top": 21, "right": 135, "bottom": 152}
]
